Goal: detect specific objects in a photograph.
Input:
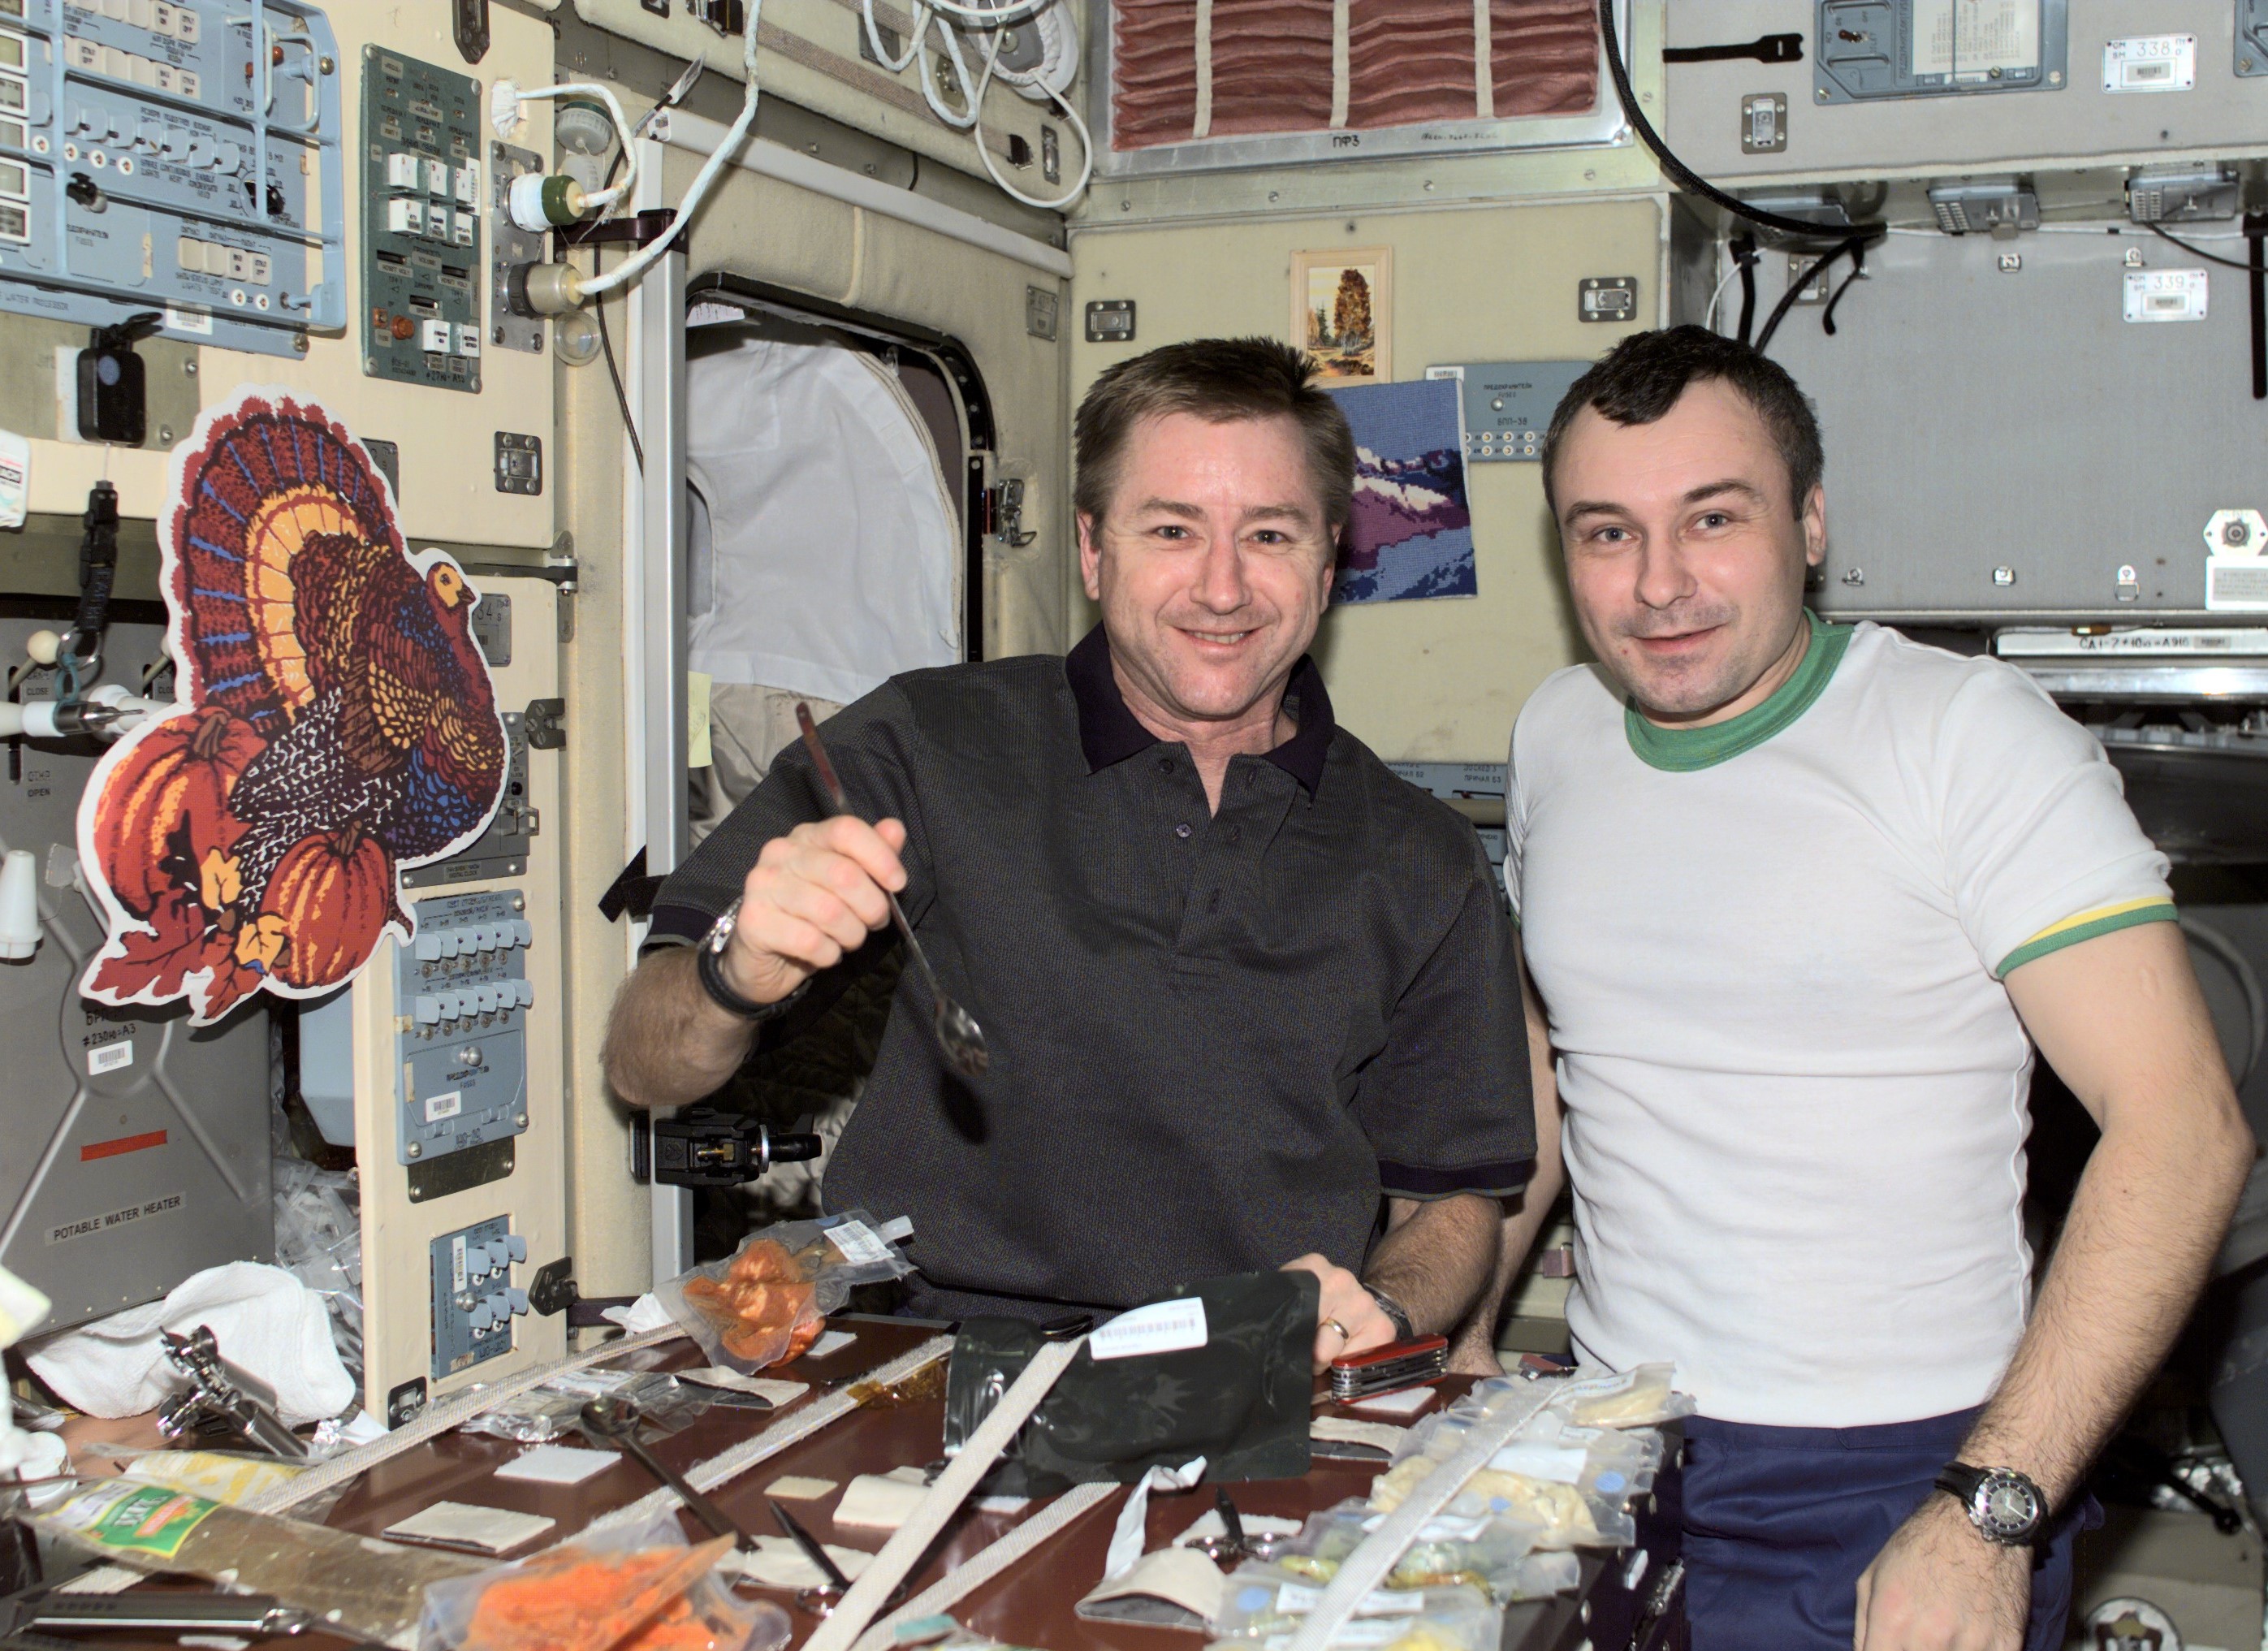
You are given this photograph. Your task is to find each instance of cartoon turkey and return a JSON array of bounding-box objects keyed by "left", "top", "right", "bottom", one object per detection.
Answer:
[
  {"left": 169, "top": 399, "right": 506, "bottom": 913},
  {"left": 79, "top": 392, "right": 508, "bottom": 1022}
]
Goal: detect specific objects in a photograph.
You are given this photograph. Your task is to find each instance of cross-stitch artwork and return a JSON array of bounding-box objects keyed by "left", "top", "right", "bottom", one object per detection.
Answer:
[
  {"left": 78, "top": 389, "right": 508, "bottom": 1025},
  {"left": 1329, "top": 377, "right": 1477, "bottom": 603}
]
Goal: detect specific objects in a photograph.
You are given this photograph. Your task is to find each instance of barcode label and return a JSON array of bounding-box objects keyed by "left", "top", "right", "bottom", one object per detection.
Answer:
[
  {"left": 1089, "top": 1297, "right": 1207, "bottom": 1361},
  {"left": 823, "top": 1219, "right": 892, "bottom": 1266}
]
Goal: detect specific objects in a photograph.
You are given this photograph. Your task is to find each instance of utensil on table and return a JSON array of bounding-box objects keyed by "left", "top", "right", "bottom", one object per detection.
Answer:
[
  {"left": 768, "top": 1496, "right": 853, "bottom": 1616},
  {"left": 794, "top": 702, "right": 989, "bottom": 1078},
  {"left": 577, "top": 1396, "right": 756, "bottom": 1552}
]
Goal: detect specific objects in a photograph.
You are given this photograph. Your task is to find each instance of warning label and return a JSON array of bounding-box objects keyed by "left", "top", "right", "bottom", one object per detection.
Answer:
[{"left": 46, "top": 1191, "right": 186, "bottom": 1246}]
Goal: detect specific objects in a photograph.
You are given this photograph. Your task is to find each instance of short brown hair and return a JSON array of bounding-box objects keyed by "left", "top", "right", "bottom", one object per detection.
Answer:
[
  {"left": 1542, "top": 325, "right": 1825, "bottom": 517},
  {"left": 1074, "top": 337, "right": 1357, "bottom": 531}
]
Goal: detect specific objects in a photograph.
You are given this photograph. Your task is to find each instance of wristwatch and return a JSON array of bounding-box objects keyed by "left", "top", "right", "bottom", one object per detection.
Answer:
[
  {"left": 1935, "top": 1462, "right": 2048, "bottom": 1546},
  {"left": 694, "top": 897, "right": 807, "bottom": 1022},
  {"left": 1366, "top": 1286, "right": 1417, "bottom": 1344}
]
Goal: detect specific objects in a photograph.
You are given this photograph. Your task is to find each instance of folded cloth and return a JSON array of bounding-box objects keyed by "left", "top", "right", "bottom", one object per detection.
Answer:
[{"left": 25, "top": 1260, "right": 353, "bottom": 1425}]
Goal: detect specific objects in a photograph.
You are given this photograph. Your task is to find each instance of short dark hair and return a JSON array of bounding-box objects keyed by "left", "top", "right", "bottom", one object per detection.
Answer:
[
  {"left": 1541, "top": 325, "right": 1825, "bottom": 517},
  {"left": 1074, "top": 337, "right": 1357, "bottom": 532}
]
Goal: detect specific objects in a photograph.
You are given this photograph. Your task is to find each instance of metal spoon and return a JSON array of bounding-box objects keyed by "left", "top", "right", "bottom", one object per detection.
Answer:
[
  {"left": 795, "top": 702, "right": 990, "bottom": 1078},
  {"left": 577, "top": 1397, "right": 756, "bottom": 1552}
]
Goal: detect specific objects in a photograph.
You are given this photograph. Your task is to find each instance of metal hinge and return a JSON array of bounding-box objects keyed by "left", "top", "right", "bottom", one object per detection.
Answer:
[
  {"left": 524, "top": 698, "right": 565, "bottom": 750},
  {"left": 984, "top": 477, "right": 1037, "bottom": 548}
]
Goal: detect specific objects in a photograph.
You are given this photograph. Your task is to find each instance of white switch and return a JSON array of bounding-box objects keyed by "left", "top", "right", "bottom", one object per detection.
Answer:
[
  {"left": 450, "top": 210, "right": 475, "bottom": 248},
  {"left": 385, "top": 151, "right": 419, "bottom": 190},
  {"left": 424, "top": 202, "right": 449, "bottom": 239},
  {"left": 473, "top": 984, "right": 501, "bottom": 1014},
  {"left": 424, "top": 156, "right": 449, "bottom": 196},
  {"left": 413, "top": 994, "right": 443, "bottom": 1025},
  {"left": 453, "top": 165, "right": 477, "bottom": 205},
  {"left": 419, "top": 318, "right": 451, "bottom": 353},
  {"left": 415, "top": 932, "right": 443, "bottom": 962},
  {"left": 245, "top": 251, "right": 270, "bottom": 286},
  {"left": 385, "top": 197, "right": 421, "bottom": 236},
  {"left": 174, "top": 6, "right": 197, "bottom": 42},
  {"left": 454, "top": 323, "right": 482, "bottom": 357},
  {"left": 438, "top": 931, "right": 462, "bottom": 958}
]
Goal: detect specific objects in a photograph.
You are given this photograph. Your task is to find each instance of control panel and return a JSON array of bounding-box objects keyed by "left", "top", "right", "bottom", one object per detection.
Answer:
[
  {"left": 0, "top": 0, "right": 343, "bottom": 357},
  {"left": 1427, "top": 361, "right": 1588, "bottom": 465},
  {"left": 1815, "top": 0, "right": 2067, "bottom": 102},
  {"left": 395, "top": 889, "right": 531, "bottom": 1169},
  {"left": 429, "top": 1215, "right": 528, "bottom": 1381},
  {"left": 360, "top": 47, "right": 481, "bottom": 391},
  {"left": 403, "top": 709, "right": 534, "bottom": 888}
]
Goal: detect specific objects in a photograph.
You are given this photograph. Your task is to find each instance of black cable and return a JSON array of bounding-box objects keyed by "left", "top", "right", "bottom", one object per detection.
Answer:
[
  {"left": 1598, "top": 0, "right": 1885, "bottom": 245},
  {"left": 1820, "top": 240, "right": 1865, "bottom": 336},
  {"left": 578, "top": 147, "right": 644, "bottom": 472},
  {"left": 1730, "top": 233, "right": 1758, "bottom": 347},
  {"left": 1754, "top": 236, "right": 1864, "bottom": 354},
  {"left": 2146, "top": 218, "right": 2263, "bottom": 273}
]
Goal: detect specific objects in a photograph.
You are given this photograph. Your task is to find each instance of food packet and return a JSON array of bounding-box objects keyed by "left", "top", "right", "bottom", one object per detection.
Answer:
[
  {"left": 656, "top": 1211, "right": 913, "bottom": 1373},
  {"left": 1209, "top": 1572, "right": 1499, "bottom": 1651},
  {"left": 462, "top": 1369, "right": 708, "bottom": 1445},
  {"left": 1263, "top": 1500, "right": 1539, "bottom": 1603},
  {"left": 1466, "top": 1363, "right": 1694, "bottom": 1430},
  {"left": 1367, "top": 1428, "right": 1644, "bottom": 1549},
  {"left": 37, "top": 1477, "right": 482, "bottom": 1647},
  {"left": 1501, "top": 1548, "right": 1581, "bottom": 1601},
  {"left": 420, "top": 1511, "right": 774, "bottom": 1651}
]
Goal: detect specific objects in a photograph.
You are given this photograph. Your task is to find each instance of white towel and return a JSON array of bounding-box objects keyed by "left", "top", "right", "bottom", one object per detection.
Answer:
[{"left": 25, "top": 1260, "right": 352, "bottom": 1425}]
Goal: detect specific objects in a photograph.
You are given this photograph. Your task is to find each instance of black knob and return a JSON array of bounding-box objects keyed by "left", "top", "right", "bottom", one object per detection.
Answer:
[{"left": 64, "top": 172, "right": 101, "bottom": 210}]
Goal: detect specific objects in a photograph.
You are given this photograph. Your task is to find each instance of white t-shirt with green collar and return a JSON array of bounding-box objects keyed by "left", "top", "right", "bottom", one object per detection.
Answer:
[{"left": 1508, "top": 615, "right": 2175, "bottom": 1428}]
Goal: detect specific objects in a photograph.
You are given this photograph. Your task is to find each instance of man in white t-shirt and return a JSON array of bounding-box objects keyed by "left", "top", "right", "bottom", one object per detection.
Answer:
[{"left": 1477, "top": 326, "right": 2255, "bottom": 1651}]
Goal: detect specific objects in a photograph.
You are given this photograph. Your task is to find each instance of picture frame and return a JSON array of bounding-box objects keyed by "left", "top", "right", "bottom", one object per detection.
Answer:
[{"left": 1291, "top": 246, "right": 1393, "bottom": 384}]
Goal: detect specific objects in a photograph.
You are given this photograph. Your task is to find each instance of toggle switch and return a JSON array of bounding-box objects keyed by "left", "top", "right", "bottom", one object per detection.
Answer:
[
  {"left": 503, "top": 1234, "right": 528, "bottom": 1263},
  {"left": 414, "top": 994, "right": 443, "bottom": 1025}
]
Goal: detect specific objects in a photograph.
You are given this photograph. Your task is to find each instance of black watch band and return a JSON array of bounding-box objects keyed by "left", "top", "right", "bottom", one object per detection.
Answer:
[
  {"left": 1935, "top": 1461, "right": 2048, "bottom": 1547},
  {"left": 693, "top": 898, "right": 807, "bottom": 1022}
]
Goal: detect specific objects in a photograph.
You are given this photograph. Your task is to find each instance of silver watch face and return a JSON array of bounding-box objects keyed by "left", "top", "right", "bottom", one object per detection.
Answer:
[
  {"left": 1974, "top": 1472, "right": 2043, "bottom": 1541},
  {"left": 706, "top": 897, "right": 741, "bottom": 955}
]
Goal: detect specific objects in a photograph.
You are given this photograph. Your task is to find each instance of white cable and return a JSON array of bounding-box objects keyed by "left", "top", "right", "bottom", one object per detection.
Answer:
[
  {"left": 921, "top": 0, "right": 1053, "bottom": 23},
  {"left": 1703, "top": 258, "right": 1742, "bottom": 335},
  {"left": 582, "top": 0, "right": 765, "bottom": 296},
  {"left": 964, "top": 12, "right": 1093, "bottom": 210},
  {"left": 862, "top": 0, "right": 927, "bottom": 71},
  {"left": 916, "top": 12, "right": 983, "bottom": 129},
  {"left": 508, "top": 80, "right": 641, "bottom": 209}
]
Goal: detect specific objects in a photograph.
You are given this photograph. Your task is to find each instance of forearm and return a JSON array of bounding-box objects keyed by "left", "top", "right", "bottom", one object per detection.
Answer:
[
  {"left": 1962, "top": 1106, "right": 2252, "bottom": 1506},
  {"left": 1363, "top": 1192, "right": 1502, "bottom": 1338},
  {"left": 1449, "top": 1143, "right": 1564, "bottom": 1369},
  {"left": 599, "top": 947, "right": 760, "bottom": 1110}
]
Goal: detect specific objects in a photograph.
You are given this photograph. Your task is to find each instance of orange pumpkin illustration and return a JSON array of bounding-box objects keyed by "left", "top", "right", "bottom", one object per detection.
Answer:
[
  {"left": 93, "top": 706, "right": 262, "bottom": 921},
  {"left": 257, "top": 823, "right": 400, "bottom": 988}
]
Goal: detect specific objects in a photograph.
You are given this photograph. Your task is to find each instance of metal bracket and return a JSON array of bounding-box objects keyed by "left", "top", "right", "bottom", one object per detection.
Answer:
[
  {"left": 524, "top": 698, "right": 566, "bottom": 750},
  {"left": 985, "top": 478, "right": 1038, "bottom": 548},
  {"left": 529, "top": 1255, "right": 577, "bottom": 1316},
  {"left": 452, "top": 0, "right": 490, "bottom": 64}
]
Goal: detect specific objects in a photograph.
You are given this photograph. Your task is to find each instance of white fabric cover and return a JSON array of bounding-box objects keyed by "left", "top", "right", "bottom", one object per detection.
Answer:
[
  {"left": 685, "top": 335, "right": 959, "bottom": 706},
  {"left": 1509, "top": 622, "right": 2172, "bottom": 1428},
  {"left": 25, "top": 1260, "right": 353, "bottom": 1425}
]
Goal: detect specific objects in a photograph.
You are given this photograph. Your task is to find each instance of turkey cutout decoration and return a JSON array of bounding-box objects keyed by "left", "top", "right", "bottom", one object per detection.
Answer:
[{"left": 79, "top": 389, "right": 508, "bottom": 1024}]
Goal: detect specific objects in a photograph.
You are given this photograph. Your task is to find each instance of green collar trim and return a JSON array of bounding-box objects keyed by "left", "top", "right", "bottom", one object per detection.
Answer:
[{"left": 1624, "top": 612, "right": 1852, "bottom": 773}]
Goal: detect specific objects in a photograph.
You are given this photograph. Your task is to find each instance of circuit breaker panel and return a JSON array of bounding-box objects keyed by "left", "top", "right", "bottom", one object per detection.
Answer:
[
  {"left": 345, "top": 573, "right": 565, "bottom": 1423},
  {"left": 359, "top": 47, "right": 482, "bottom": 391},
  {"left": 0, "top": 0, "right": 343, "bottom": 357}
]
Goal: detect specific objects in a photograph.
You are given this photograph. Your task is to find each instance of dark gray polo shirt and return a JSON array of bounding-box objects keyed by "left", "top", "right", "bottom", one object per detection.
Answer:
[{"left": 649, "top": 625, "right": 1535, "bottom": 1316}]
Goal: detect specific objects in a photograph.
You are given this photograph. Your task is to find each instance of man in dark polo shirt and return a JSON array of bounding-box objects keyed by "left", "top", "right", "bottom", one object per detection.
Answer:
[{"left": 603, "top": 337, "right": 1534, "bottom": 1365}]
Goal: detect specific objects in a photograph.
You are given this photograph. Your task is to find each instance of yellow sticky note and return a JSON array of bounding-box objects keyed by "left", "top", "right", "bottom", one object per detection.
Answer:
[{"left": 687, "top": 670, "right": 712, "bottom": 769}]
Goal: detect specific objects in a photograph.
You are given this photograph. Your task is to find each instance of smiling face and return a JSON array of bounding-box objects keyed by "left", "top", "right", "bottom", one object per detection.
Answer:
[
  {"left": 1078, "top": 410, "right": 1337, "bottom": 741},
  {"left": 1552, "top": 378, "right": 1826, "bottom": 726}
]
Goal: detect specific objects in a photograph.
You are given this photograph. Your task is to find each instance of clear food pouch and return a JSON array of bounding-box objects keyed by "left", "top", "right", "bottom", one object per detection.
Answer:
[
  {"left": 1264, "top": 1500, "right": 1539, "bottom": 1603},
  {"left": 37, "top": 1478, "right": 482, "bottom": 1648},
  {"left": 656, "top": 1212, "right": 913, "bottom": 1373},
  {"left": 420, "top": 1511, "right": 785, "bottom": 1651},
  {"left": 1209, "top": 1572, "right": 1500, "bottom": 1651},
  {"left": 1465, "top": 1364, "right": 1695, "bottom": 1430},
  {"left": 462, "top": 1369, "right": 711, "bottom": 1445},
  {"left": 1367, "top": 1433, "right": 1642, "bottom": 1549}
]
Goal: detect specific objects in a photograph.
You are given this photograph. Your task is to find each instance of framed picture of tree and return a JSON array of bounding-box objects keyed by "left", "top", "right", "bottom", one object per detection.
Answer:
[{"left": 1290, "top": 247, "right": 1393, "bottom": 385}]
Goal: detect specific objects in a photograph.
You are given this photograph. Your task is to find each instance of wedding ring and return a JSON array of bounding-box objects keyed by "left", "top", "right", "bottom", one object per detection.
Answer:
[{"left": 1321, "top": 1316, "right": 1351, "bottom": 1342}]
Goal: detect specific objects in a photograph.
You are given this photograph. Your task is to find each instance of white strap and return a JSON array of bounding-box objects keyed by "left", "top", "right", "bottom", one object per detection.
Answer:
[
  {"left": 805, "top": 1338, "right": 1085, "bottom": 1651},
  {"left": 1284, "top": 1383, "right": 1555, "bottom": 1651},
  {"left": 1192, "top": 0, "right": 1215, "bottom": 138},
  {"left": 850, "top": 1480, "right": 1118, "bottom": 1651},
  {"left": 1329, "top": 0, "right": 1351, "bottom": 127},
  {"left": 1474, "top": 0, "right": 1495, "bottom": 118}
]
